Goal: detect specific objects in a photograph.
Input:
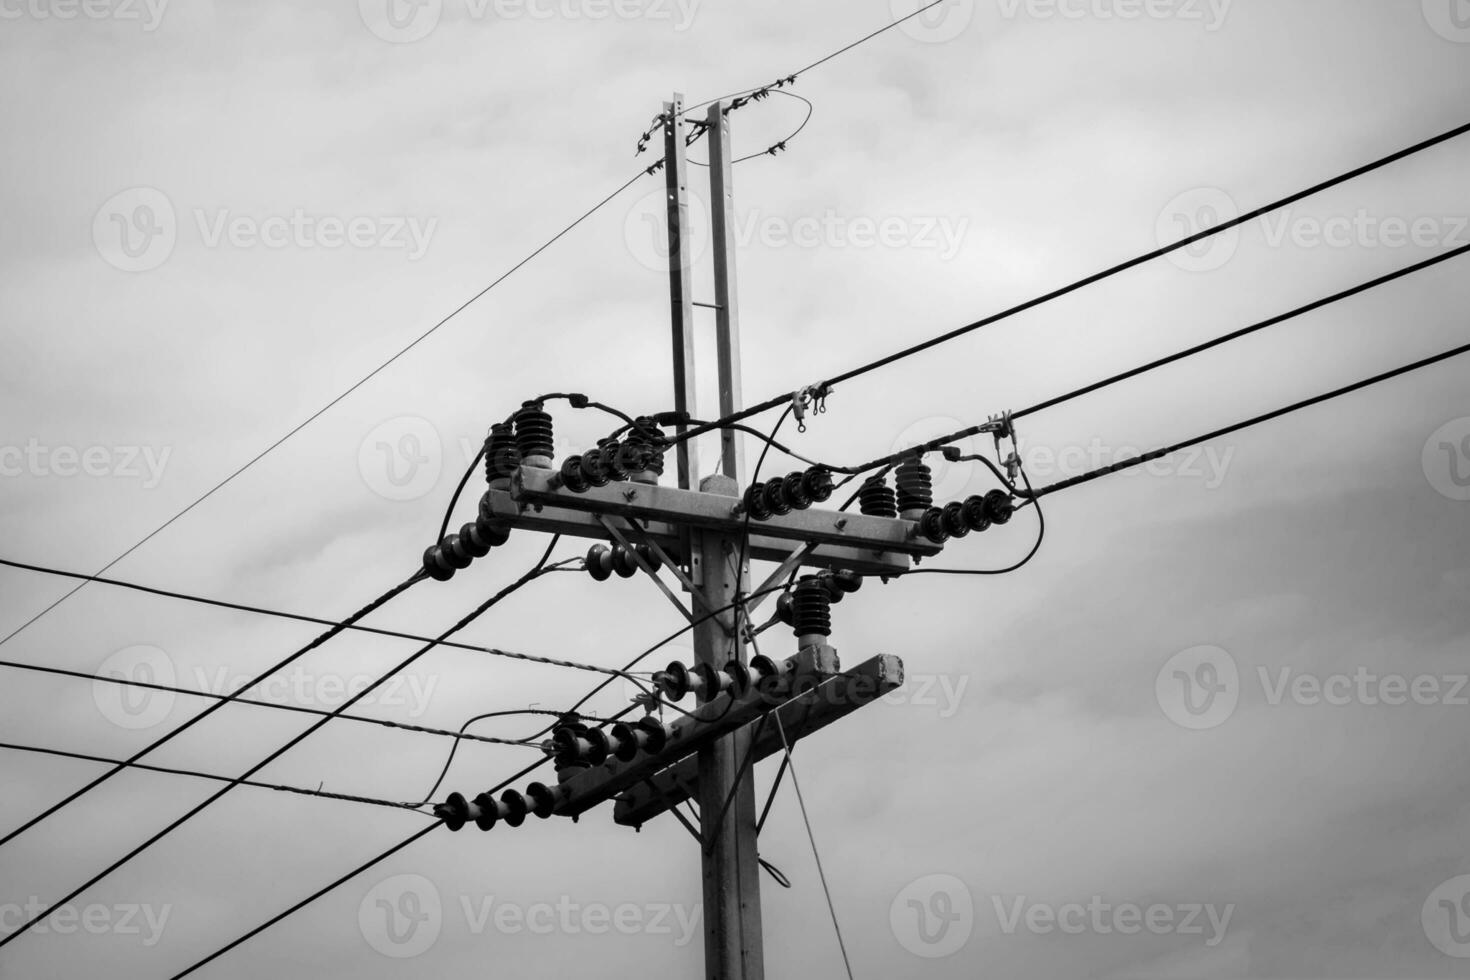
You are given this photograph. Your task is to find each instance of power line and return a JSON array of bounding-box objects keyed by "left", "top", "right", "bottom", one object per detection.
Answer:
[
  {"left": 0, "top": 656, "right": 553, "bottom": 750},
  {"left": 672, "top": 118, "right": 1470, "bottom": 445},
  {"left": 1027, "top": 336, "right": 1470, "bottom": 499},
  {"left": 0, "top": 555, "right": 651, "bottom": 681},
  {"left": 0, "top": 540, "right": 562, "bottom": 952},
  {"left": 846, "top": 242, "right": 1470, "bottom": 479},
  {"left": 1013, "top": 243, "right": 1470, "bottom": 421},
  {"left": 0, "top": 570, "right": 425, "bottom": 852},
  {"left": 0, "top": 172, "right": 649, "bottom": 652},
  {"left": 168, "top": 753, "right": 554, "bottom": 979},
  {"left": 0, "top": 741, "right": 430, "bottom": 814}
]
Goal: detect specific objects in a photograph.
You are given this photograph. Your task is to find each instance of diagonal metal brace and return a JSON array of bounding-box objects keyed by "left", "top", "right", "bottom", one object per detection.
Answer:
[{"left": 600, "top": 515, "right": 736, "bottom": 636}]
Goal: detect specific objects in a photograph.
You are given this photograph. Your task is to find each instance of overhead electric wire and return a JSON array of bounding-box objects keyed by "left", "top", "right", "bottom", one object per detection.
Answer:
[
  {"left": 0, "top": 656, "right": 548, "bottom": 750},
  {"left": 1025, "top": 336, "right": 1470, "bottom": 499},
  {"left": 0, "top": 555, "right": 646, "bottom": 681},
  {"left": 0, "top": 571, "right": 425, "bottom": 852},
  {"left": 670, "top": 118, "right": 1470, "bottom": 446},
  {"left": 0, "top": 741, "right": 429, "bottom": 814},
  {"left": 0, "top": 171, "right": 650, "bottom": 652},
  {"left": 1013, "top": 243, "right": 1470, "bottom": 421},
  {"left": 0, "top": 556, "right": 526, "bottom": 658},
  {"left": 168, "top": 821, "right": 446, "bottom": 979},
  {"left": 0, "top": 538, "right": 563, "bottom": 952}
]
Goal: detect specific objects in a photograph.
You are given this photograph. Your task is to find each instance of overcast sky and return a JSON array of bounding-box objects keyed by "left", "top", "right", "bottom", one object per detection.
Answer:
[{"left": 2, "top": 0, "right": 1469, "bottom": 977}]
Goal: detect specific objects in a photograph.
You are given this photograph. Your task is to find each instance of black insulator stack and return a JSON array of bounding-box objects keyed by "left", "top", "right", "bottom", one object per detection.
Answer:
[
  {"left": 941, "top": 501, "right": 972, "bottom": 539},
  {"left": 895, "top": 459, "right": 935, "bottom": 517},
  {"left": 598, "top": 438, "right": 631, "bottom": 482},
  {"left": 581, "top": 447, "right": 611, "bottom": 487},
  {"left": 790, "top": 577, "right": 833, "bottom": 639},
  {"left": 559, "top": 455, "right": 589, "bottom": 493},
  {"left": 625, "top": 417, "right": 667, "bottom": 479},
  {"left": 484, "top": 422, "right": 520, "bottom": 484},
  {"left": 514, "top": 401, "right": 555, "bottom": 465},
  {"left": 743, "top": 482, "right": 772, "bottom": 521},
  {"left": 858, "top": 476, "right": 898, "bottom": 519},
  {"left": 742, "top": 467, "right": 838, "bottom": 522},
  {"left": 984, "top": 488, "right": 1016, "bottom": 526},
  {"left": 918, "top": 508, "right": 952, "bottom": 544},
  {"left": 586, "top": 542, "right": 657, "bottom": 581},
  {"left": 423, "top": 507, "right": 511, "bottom": 582}
]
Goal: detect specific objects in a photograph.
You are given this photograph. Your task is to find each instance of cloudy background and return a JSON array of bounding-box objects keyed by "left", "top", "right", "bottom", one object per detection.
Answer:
[{"left": 2, "top": 0, "right": 1469, "bottom": 976}]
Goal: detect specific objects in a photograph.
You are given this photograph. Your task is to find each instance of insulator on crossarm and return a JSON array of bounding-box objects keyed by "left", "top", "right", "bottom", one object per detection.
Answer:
[
  {"left": 918, "top": 508, "right": 951, "bottom": 544},
  {"left": 598, "top": 439, "right": 631, "bottom": 483},
  {"left": 499, "top": 789, "right": 530, "bottom": 828},
  {"left": 802, "top": 467, "right": 835, "bottom": 503},
  {"left": 514, "top": 402, "right": 555, "bottom": 468},
  {"left": 484, "top": 423, "right": 520, "bottom": 488},
  {"left": 581, "top": 447, "right": 611, "bottom": 487},
  {"left": 558, "top": 455, "right": 590, "bottom": 493},
  {"left": 858, "top": 477, "right": 898, "bottom": 518},
  {"left": 743, "top": 482, "right": 773, "bottom": 521},
  {"left": 524, "top": 782, "right": 566, "bottom": 819},
  {"left": 782, "top": 471, "right": 814, "bottom": 510},
  {"left": 791, "top": 576, "right": 833, "bottom": 646},
  {"left": 458, "top": 522, "right": 495, "bottom": 558},
  {"left": 960, "top": 495, "right": 992, "bottom": 533},
  {"left": 762, "top": 477, "right": 793, "bottom": 516},
  {"left": 895, "top": 459, "right": 935, "bottom": 520},
  {"left": 609, "top": 716, "right": 673, "bottom": 761},
  {"left": 625, "top": 417, "right": 667, "bottom": 484},
  {"left": 984, "top": 489, "right": 1016, "bottom": 526},
  {"left": 941, "top": 501, "right": 971, "bottom": 539}
]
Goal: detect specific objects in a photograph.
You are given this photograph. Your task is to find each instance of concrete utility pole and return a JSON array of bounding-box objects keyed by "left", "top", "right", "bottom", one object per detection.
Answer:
[{"left": 664, "top": 94, "right": 764, "bottom": 979}]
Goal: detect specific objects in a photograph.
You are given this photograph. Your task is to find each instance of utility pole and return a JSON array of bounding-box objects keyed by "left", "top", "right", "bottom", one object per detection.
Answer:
[
  {"left": 664, "top": 94, "right": 764, "bottom": 979},
  {"left": 438, "top": 91, "right": 949, "bottom": 980}
]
